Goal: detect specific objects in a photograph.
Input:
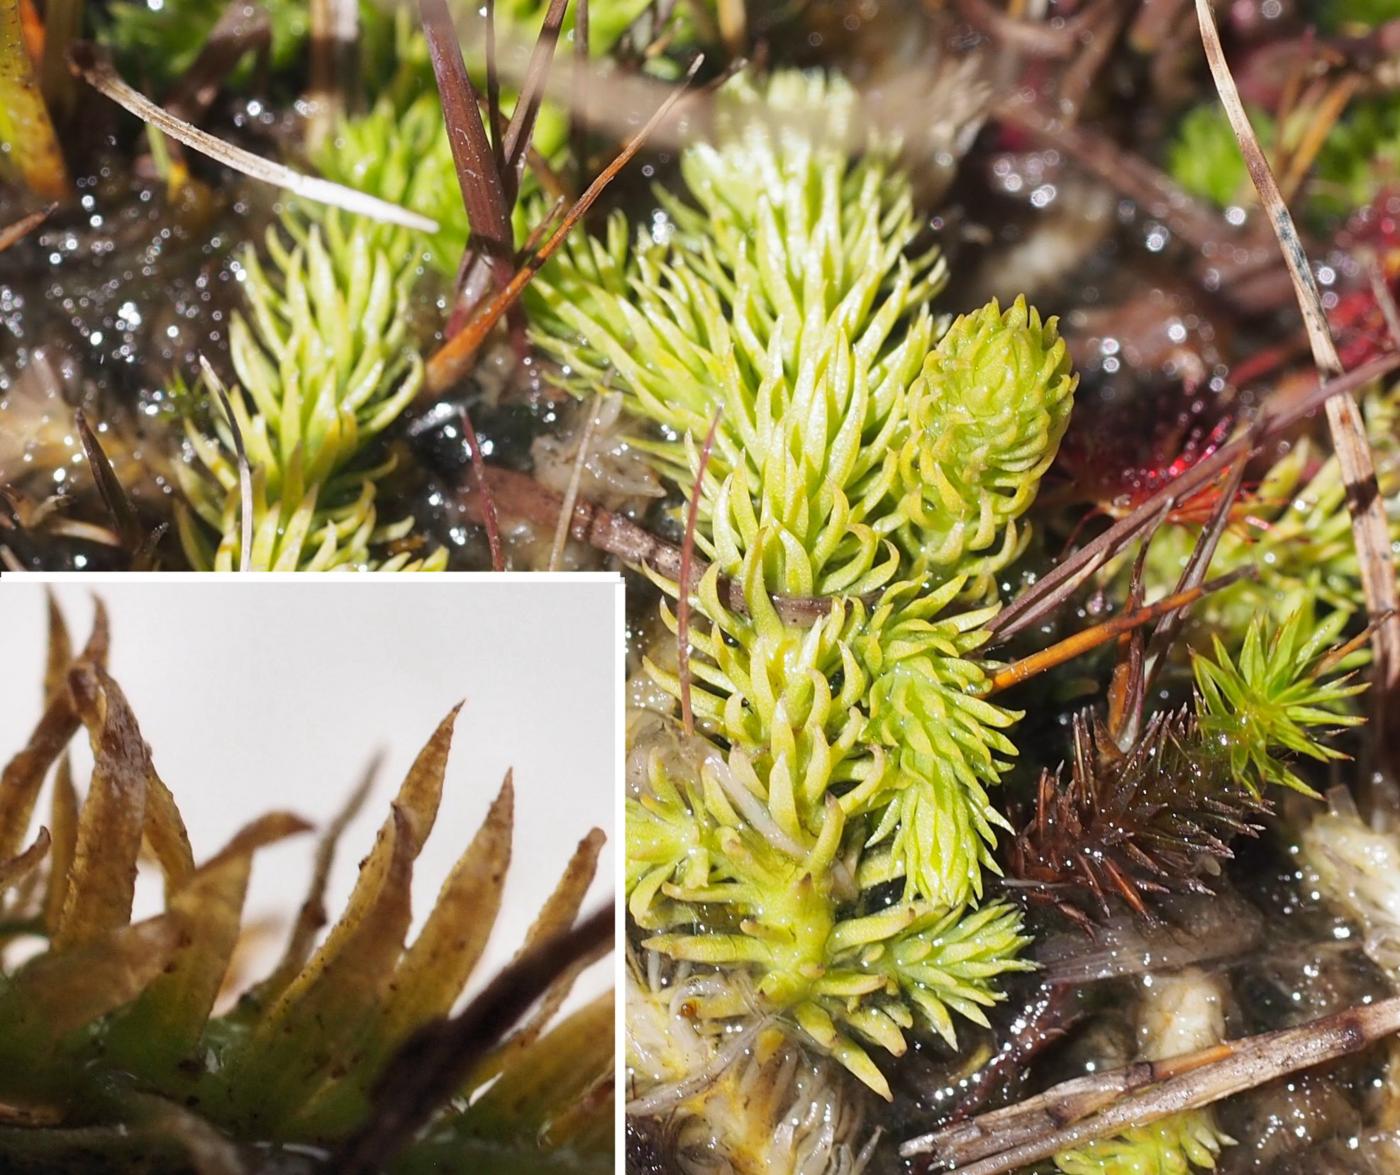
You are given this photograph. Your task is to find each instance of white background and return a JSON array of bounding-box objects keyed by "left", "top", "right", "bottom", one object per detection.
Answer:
[{"left": 0, "top": 575, "right": 619, "bottom": 1011}]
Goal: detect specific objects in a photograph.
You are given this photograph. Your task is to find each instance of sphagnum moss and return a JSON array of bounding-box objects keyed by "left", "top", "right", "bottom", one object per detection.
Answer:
[{"left": 0, "top": 598, "right": 612, "bottom": 1174}]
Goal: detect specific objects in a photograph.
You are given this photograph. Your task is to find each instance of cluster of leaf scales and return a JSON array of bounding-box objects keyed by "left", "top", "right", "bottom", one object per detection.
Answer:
[{"left": 0, "top": 601, "right": 611, "bottom": 1174}]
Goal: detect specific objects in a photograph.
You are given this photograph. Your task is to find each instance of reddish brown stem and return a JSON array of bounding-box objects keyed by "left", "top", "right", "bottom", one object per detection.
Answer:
[
  {"left": 422, "top": 56, "right": 702, "bottom": 400},
  {"left": 460, "top": 408, "right": 504, "bottom": 572},
  {"left": 462, "top": 466, "right": 849, "bottom": 625}
]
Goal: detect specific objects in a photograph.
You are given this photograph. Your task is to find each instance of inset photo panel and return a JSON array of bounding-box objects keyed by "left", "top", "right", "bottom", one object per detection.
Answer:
[{"left": 0, "top": 575, "right": 620, "bottom": 1175}]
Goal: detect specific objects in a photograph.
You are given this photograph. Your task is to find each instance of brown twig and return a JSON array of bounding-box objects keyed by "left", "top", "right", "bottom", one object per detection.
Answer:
[
  {"left": 987, "top": 570, "right": 1253, "bottom": 694},
  {"left": 678, "top": 410, "right": 721, "bottom": 737},
  {"left": 422, "top": 55, "right": 703, "bottom": 400},
  {"left": 902, "top": 995, "right": 1400, "bottom": 1172},
  {"left": 1140, "top": 451, "right": 1249, "bottom": 694},
  {"left": 1370, "top": 257, "right": 1400, "bottom": 349},
  {"left": 547, "top": 394, "right": 605, "bottom": 572},
  {"left": 1196, "top": 0, "right": 1400, "bottom": 697},
  {"left": 167, "top": 0, "right": 272, "bottom": 127},
  {"left": 502, "top": 0, "right": 571, "bottom": 202},
  {"left": 483, "top": 0, "right": 504, "bottom": 165},
  {"left": 305, "top": 0, "right": 357, "bottom": 148},
  {"left": 954, "top": 0, "right": 1111, "bottom": 59}
]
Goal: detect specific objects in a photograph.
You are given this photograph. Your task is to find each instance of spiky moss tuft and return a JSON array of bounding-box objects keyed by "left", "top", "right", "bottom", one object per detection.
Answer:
[
  {"left": 175, "top": 215, "right": 448, "bottom": 571},
  {"left": 627, "top": 956, "right": 877, "bottom": 1173},
  {"left": 1192, "top": 605, "right": 1366, "bottom": 797},
  {"left": 0, "top": 601, "right": 612, "bottom": 1172},
  {"left": 175, "top": 27, "right": 476, "bottom": 572},
  {"left": 1165, "top": 94, "right": 1400, "bottom": 224},
  {"left": 548, "top": 68, "right": 1073, "bottom": 1096}
]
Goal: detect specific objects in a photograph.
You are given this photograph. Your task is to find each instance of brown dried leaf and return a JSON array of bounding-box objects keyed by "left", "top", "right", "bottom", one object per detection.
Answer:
[
  {"left": 245, "top": 755, "right": 379, "bottom": 1009},
  {"left": 0, "top": 602, "right": 108, "bottom": 860},
  {"left": 379, "top": 770, "right": 514, "bottom": 1047},
  {"left": 142, "top": 767, "right": 196, "bottom": 896},
  {"left": 41, "top": 754, "right": 77, "bottom": 934},
  {"left": 12, "top": 914, "right": 182, "bottom": 1039},
  {"left": 42, "top": 592, "right": 72, "bottom": 702},
  {"left": 332, "top": 904, "right": 612, "bottom": 1175},
  {"left": 109, "top": 812, "right": 311, "bottom": 1067},
  {"left": 236, "top": 805, "right": 416, "bottom": 1131},
  {"left": 54, "top": 664, "right": 150, "bottom": 949},
  {"left": 0, "top": 828, "right": 49, "bottom": 895},
  {"left": 469, "top": 827, "right": 606, "bottom": 1082},
  {"left": 518, "top": 826, "right": 605, "bottom": 955},
  {"left": 230, "top": 709, "right": 458, "bottom": 1126}
]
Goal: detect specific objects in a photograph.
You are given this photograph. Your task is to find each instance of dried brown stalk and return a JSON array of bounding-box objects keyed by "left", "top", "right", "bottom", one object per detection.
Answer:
[
  {"left": 989, "top": 350, "right": 1400, "bottom": 643},
  {"left": 422, "top": 56, "right": 703, "bottom": 399},
  {"left": 0, "top": 202, "right": 53, "bottom": 253},
  {"left": 986, "top": 570, "right": 1251, "bottom": 695},
  {"left": 420, "top": 0, "right": 515, "bottom": 295},
  {"left": 902, "top": 995, "right": 1400, "bottom": 1173},
  {"left": 306, "top": 0, "right": 357, "bottom": 148},
  {"left": 547, "top": 395, "right": 605, "bottom": 573},
  {"left": 1196, "top": 0, "right": 1400, "bottom": 697},
  {"left": 460, "top": 407, "right": 504, "bottom": 572},
  {"left": 166, "top": 0, "right": 272, "bottom": 126}
]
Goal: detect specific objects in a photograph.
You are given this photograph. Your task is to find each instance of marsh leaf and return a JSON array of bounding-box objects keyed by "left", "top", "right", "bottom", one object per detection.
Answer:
[
  {"left": 54, "top": 665, "right": 151, "bottom": 949},
  {"left": 301, "top": 771, "right": 515, "bottom": 1131},
  {"left": 141, "top": 766, "right": 196, "bottom": 896},
  {"left": 41, "top": 755, "right": 77, "bottom": 935},
  {"left": 0, "top": 828, "right": 49, "bottom": 896},
  {"left": 380, "top": 770, "right": 514, "bottom": 1046},
  {"left": 41, "top": 593, "right": 72, "bottom": 702},
  {"left": 105, "top": 812, "right": 311, "bottom": 1073},
  {"left": 222, "top": 708, "right": 457, "bottom": 1132},
  {"left": 0, "top": 603, "right": 108, "bottom": 861},
  {"left": 227, "top": 804, "right": 416, "bottom": 1136},
  {"left": 242, "top": 756, "right": 378, "bottom": 1011},
  {"left": 471, "top": 827, "right": 606, "bottom": 1085},
  {"left": 7, "top": 913, "right": 182, "bottom": 1042}
]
